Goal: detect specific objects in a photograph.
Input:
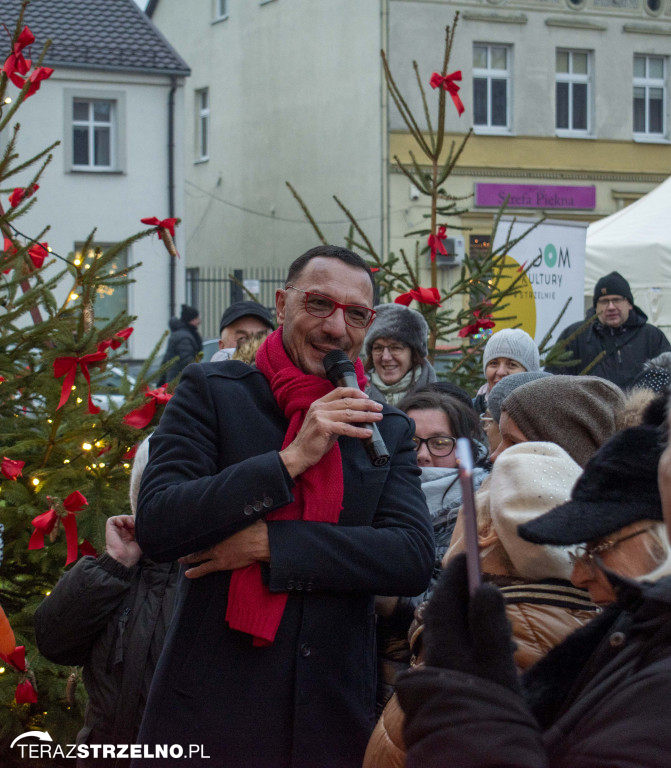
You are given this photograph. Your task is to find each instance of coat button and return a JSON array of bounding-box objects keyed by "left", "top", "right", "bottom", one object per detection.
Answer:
[
  {"left": 253, "top": 501, "right": 263, "bottom": 512},
  {"left": 295, "top": 581, "right": 304, "bottom": 591},
  {"left": 300, "top": 643, "right": 311, "bottom": 657},
  {"left": 263, "top": 497, "right": 273, "bottom": 508},
  {"left": 609, "top": 631, "right": 626, "bottom": 647},
  {"left": 287, "top": 580, "right": 294, "bottom": 590},
  {"left": 243, "top": 505, "right": 254, "bottom": 516},
  {"left": 306, "top": 581, "right": 314, "bottom": 592}
]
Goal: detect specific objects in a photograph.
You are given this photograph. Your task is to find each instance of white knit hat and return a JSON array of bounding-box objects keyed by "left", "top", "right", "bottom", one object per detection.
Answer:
[
  {"left": 482, "top": 328, "right": 540, "bottom": 377},
  {"left": 488, "top": 442, "right": 582, "bottom": 580}
]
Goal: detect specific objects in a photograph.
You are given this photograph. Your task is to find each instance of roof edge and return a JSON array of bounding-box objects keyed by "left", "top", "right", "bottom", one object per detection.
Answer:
[{"left": 45, "top": 60, "right": 190, "bottom": 78}]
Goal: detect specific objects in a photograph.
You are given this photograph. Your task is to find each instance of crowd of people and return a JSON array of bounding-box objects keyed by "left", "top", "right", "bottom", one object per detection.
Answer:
[{"left": 35, "top": 249, "right": 671, "bottom": 767}]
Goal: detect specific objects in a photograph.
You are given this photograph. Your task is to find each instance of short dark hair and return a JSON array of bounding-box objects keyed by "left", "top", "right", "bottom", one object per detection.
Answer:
[
  {"left": 398, "top": 388, "right": 484, "bottom": 461},
  {"left": 286, "top": 245, "right": 376, "bottom": 296}
]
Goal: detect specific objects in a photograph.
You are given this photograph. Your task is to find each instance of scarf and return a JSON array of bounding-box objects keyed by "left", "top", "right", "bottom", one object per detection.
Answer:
[
  {"left": 368, "top": 361, "right": 436, "bottom": 406},
  {"left": 225, "top": 328, "right": 367, "bottom": 645}
]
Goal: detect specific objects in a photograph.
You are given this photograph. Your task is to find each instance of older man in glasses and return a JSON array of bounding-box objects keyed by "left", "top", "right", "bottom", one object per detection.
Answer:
[
  {"left": 134, "top": 245, "right": 433, "bottom": 768},
  {"left": 546, "top": 270, "right": 670, "bottom": 388}
]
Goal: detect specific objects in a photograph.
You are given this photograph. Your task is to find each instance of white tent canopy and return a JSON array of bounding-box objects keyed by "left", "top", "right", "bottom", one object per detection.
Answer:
[{"left": 585, "top": 175, "right": 671, "bottom": 334}]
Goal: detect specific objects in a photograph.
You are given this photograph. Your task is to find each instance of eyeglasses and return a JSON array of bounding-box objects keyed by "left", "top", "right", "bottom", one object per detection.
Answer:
[
  {"left": 285, "top": 285, "right": 375, "bottom": 329},
  {"left": 371, "top": 343, "right": 409, "bottom": 357},
  {"left": 596, "top": 296, "right": 628, "bottom": 308},
  {"left": 411, "top": 435, "right": 457, "bottom": 457},
  {"left": 568, "top": 526, "right": 655, "bottom": 574}
]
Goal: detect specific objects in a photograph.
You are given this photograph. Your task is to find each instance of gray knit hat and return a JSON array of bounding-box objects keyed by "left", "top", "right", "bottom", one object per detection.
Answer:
[
  {"left": 482, "top": 328, "right": 540, "bottom": 377},
  {"left": 501, "top": 375, "right": 625, "bottom": 468},
  {"left": 364, "top": 303, "right": 429, "bottom": 359},
  {"left": 488, "top": 371, "right": 553, "bottom": 423}
]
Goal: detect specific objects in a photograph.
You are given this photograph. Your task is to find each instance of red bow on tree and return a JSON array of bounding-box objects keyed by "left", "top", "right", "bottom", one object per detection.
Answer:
[
  {"left": 29, "top": 491, "right": 88, "bottom": 566},
  {"left": 140, "top": 217, "right": 178, "bottom": 240},
  {"left": 427, "top": 226, "right": 448, "bottom": 262},
  {"left": 3, "top": 26, "right": 34, "bottom": 83},
  {"left": 458, "top": 310, "right": 496, "bottom": 338},
  {"left": 430, "top": 71, "right": 465, "bottom": 116},
  {"left": 53, "top": 350, "right": 108, "bottom": 414},
  {"left": 0, "top": 645, "right": 38, "bottom": 704},
  {"left": 79, "top": 539, "right": 98, "bottom": 558},
  {"left": 395, "top": 286, "right": 442, "bottom": 307},
  {"left": 97, "top": 326, "right": 134, "bottom": 352},
  {"left": 1, "top": 457, "right": 24, "bottom": 480},
  {"left": 123, "top": 384, "right": 172, "bottom": 429},
  {"left": 9, "top": 184, "right": 39, "bottom": 208},
  {"left": 28, "top": 241, "right": 49, "bottom": 269}
]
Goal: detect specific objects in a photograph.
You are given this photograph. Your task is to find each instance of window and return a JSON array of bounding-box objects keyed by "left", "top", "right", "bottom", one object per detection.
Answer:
[
  {"left": 196, "top": 89, "right": 210, "bottom": 162},
  {"left": 633, "top": 55, "right": 665, "bottom": 137},
  {"left": 556, "top": 50, "right": 591, "bottom": 135},
  {"left": 473, "top": 44, "right": 511, "bottom": 132},
  {"left": 214, "top": 0, "right": 228, "bottom": 19},
  {"left": 75, "top": 243, "right": 129, "bottom": 325},
  {"left": 65, "top": 89, "right": 125, "bottom": 173},
  {"left": 72, "top": 99, "right": 115, "bottom": 169}
]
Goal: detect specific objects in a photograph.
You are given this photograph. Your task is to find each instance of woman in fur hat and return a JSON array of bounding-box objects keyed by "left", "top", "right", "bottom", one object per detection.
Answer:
[{"left": 363, "top": 304, "right": 436, "bottom": 405}]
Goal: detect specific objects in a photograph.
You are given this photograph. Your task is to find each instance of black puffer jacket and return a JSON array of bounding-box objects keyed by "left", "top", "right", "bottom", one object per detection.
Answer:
[
  {"left": 546, "top": 306, "right": 670, "bottom": 389},
  {"left": 34, "top": 554, "right": 178, "bottom": 766},
  {"left": 157, "top": 318, "right": 203, "bottom": 385},
  {"left": 397, "top": 573, "right": 671, "bottom": 768}
]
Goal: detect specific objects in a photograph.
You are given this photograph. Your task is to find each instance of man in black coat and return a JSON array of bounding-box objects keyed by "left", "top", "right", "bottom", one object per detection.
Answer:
[
  {"left": 545, "top": 271, "right": 670, "bottom": 388},
  {"left": 134, "top": 245, "right": 434, "bottom": 768}
]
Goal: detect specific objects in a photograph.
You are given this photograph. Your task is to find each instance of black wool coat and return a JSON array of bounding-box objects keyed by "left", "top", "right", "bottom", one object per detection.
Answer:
[{"left": 134, "top": 361, "right": 434, "bottom": 768}]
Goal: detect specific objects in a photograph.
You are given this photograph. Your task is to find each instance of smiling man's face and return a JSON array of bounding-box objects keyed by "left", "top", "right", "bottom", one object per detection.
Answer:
[{"left": 275, "top": 257, "right": 374, "bottom": 377}]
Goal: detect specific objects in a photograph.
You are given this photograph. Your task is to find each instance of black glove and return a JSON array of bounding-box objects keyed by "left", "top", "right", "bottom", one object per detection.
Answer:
[{"left": 423, "top": 553, "right": 520, "bottom": 693}]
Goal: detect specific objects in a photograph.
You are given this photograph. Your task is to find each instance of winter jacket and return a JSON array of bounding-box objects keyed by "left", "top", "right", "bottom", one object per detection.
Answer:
[
  {"left": 546, "top": 306, "right": 670, "bottom": 389},
  {"left": 363, "top": 580, "right": 596, "bottom": 768},
  {"left": 34, "top": 553, "right": 178, "bottom": 766},
  {"left": 397, "top": 572, "right": 671, "bottom": 768},
  {"left": 156, "top": 318, "right": 203, "bottom": 385}
]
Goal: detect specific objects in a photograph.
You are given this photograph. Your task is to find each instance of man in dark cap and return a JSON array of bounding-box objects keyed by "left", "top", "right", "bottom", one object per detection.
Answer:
[
  {"left": 156, "top": 303, "right": 203, "bottom": 385},
  {"left": 546, "top": 270, "right": 670, "bottom": 388},
  {"left": 212, "top": 299, "right": 274, "bottom": 362}
]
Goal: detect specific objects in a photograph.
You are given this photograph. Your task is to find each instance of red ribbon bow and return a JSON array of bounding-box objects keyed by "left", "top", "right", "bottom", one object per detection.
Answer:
[
  {"left": 140, "top": 217, "right": 178, "bottom": 239},
  {"left": 28, "top": 241, "right": 49, "bottom": 269},
  {"left": 53, "top": 350, "right": 108, "bottom": 413},
  {"left": 430, "top": 71, "right": 465, "bottom": 116},
  {"left": 9, "top": 184, "right": 39, "bottom": 208},
  {"left": 123, "top": 384, "right": 172, "bottom": 429},
  {"left": 458, "top": 310, "right": 496, "bottom": 338},
  {"left": 0, "top": 646, "right": 39, "bottom": 704},
  {"left": 395, "top": 286, "right": 442, "bottom": 307},
  {"left": 1, "top": 457, "right": 25, "bottom": 480},
  {"left": 3, "top": 26, "right": 34, "bottom": 83},
  {"left": 427, "top": 225, "right": 448, "bottom": 262},
  {"left": 29, "top": 491, "right": 88, "bottom": 566},
  {"left": 97, "top": 326, "right": 134, "bottom": 352}
]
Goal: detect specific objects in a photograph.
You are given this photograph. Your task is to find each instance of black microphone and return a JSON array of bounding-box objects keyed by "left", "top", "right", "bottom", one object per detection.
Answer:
[{"left": 323, "top": 349, "right": 390, "bottom": 467}]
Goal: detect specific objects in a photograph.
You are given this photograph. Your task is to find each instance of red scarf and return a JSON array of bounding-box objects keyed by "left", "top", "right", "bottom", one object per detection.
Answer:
[{"left": 225, "top": 328, "right": 367, "bottom": 645}]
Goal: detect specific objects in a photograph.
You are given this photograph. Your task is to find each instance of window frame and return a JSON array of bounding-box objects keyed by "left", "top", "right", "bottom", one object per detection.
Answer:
[
  {"left": 196, "top": 88, "right": 210, "bottom": 163},
  {"left": 555, "top": 49, "right": 592, "bottom": 137},
  {"left": 64, "top": 89, "right": 126, "bottom": 174},
  {"left": 213, "top": 0, "right": 228, "bottom": 21},
  {"left": 633, "top": 54, "right": 667, "bottom": 141},
  {"left": 472, "top": 43, "right": 512, "bottom": 135}
]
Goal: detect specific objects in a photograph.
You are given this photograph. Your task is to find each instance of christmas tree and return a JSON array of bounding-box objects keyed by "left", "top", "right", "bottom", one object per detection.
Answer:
[
  {"left": 288, "top": 13, "right": 570, "bottom": 391},
  {"left": 0, "top": 9, "right": 174, "bottom": 761}
]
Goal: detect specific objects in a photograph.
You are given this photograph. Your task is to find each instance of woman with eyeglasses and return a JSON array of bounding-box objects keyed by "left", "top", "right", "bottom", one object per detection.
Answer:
[
  {"left": 519, "top": 422, "right": 671, "bottom": 607},
  {"left": 363, "top": 304, "right": 436, "bottom": 406}
]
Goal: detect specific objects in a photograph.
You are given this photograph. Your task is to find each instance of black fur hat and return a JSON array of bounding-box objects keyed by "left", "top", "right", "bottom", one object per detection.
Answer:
[{"left": 518, "top": 424, "right": 664, "bottom": 545}]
